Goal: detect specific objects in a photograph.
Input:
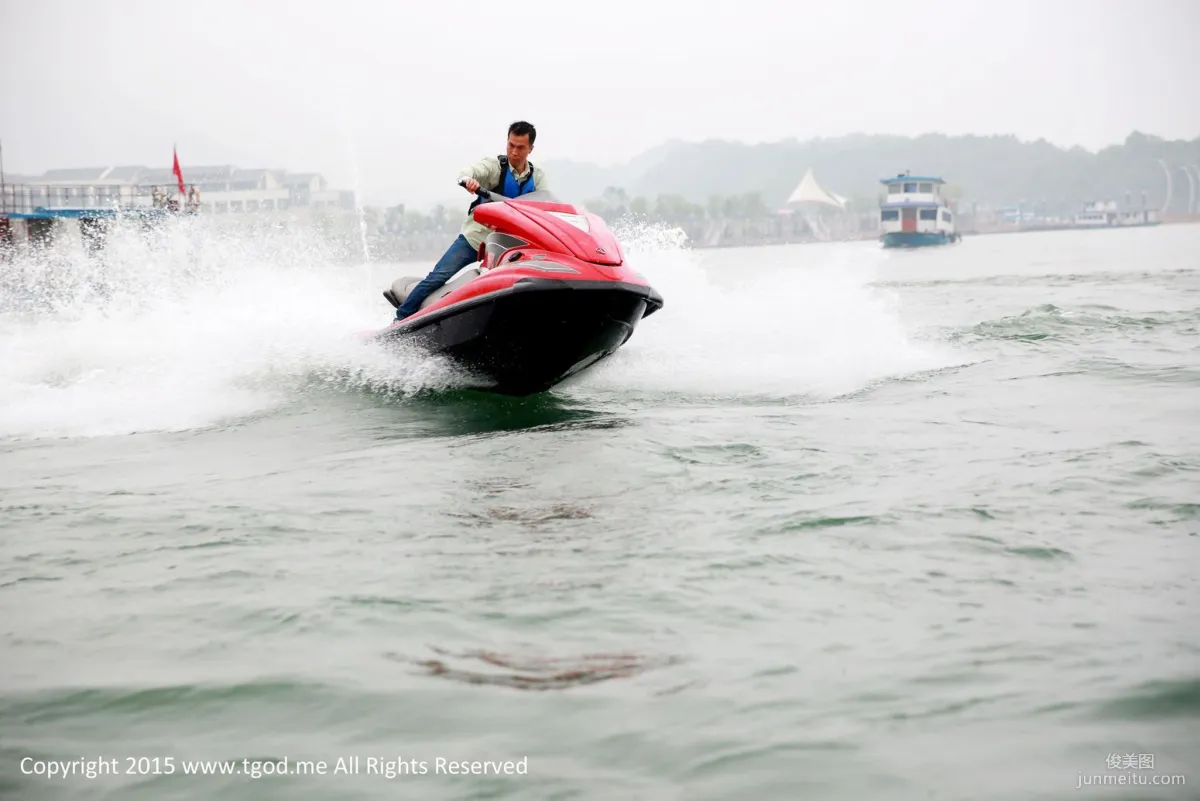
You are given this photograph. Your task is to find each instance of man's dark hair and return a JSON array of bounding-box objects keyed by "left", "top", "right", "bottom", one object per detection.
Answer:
[{"left": 508, "top": 120, "right": 536, "bottom": 145}]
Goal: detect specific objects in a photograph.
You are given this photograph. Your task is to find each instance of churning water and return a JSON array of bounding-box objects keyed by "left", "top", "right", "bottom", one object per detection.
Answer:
[{"left": 1, "top": 217, "right": 1197, "bottom": 800}]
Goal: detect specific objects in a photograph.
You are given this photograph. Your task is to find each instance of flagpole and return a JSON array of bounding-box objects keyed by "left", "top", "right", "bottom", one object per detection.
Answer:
[{"left": 1, "top": 138, "right": 7, "bottom": 214}]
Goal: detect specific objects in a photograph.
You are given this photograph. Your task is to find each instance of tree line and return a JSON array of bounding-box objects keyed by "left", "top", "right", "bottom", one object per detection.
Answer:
[{"left": 365, "top": 187, "right": 841, "bottom": 235}]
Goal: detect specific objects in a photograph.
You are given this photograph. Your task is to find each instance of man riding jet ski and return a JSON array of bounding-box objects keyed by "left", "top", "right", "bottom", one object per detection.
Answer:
[
  {"left": 365, "top": 122, "right": 664, "bottom": 397},
  {"left": 391, "top": 120, "right": 548, "bottom": 324}
]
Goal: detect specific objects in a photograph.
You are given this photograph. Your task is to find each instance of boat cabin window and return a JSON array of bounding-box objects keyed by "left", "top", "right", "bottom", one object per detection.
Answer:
[
  {"left": 941, "top": 210, "right": 952, "bottom": 222},
  {"left": 881, "top": 209, "right": 900, "bottom": 221},
  {"left": 919, "top": 209, "right": 938, "bottom": 221},
  {"left": 903, "top": 182, "right": 917, "bottom": 193},
  {"left": 888, "top": 184, "right": 903, "bottom": 194},
  {"left": 918, "top": 183, "right": 933, "bottom": 193}
]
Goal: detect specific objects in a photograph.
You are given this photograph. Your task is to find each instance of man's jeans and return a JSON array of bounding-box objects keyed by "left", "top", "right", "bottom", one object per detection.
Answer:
[{"left": 394, "top": 234, "right": 478, "bottom": 320}]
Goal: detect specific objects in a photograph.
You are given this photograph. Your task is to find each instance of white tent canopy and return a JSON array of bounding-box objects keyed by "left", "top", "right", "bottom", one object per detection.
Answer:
[{"left": 783, "top": 167, "right": 846, "bottom": 209}]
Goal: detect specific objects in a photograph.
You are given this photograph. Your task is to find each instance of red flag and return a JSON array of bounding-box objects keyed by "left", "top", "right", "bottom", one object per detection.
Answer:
[{"left": 172, "top": 145, "right": 186, "bottom": 194}]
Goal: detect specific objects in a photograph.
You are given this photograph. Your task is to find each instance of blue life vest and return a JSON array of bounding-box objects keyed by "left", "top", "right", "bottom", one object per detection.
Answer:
[{"left": 469, "top": 155, "right": 536, "bottom": 212}]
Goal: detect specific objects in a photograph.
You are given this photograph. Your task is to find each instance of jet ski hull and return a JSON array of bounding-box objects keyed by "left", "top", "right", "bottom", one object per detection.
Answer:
[
  {"left": 368, "top": 276, "right": 660, "bottom": 396},
  {"left": 365, "top": 186, "right": 664, "bottom": 396}
]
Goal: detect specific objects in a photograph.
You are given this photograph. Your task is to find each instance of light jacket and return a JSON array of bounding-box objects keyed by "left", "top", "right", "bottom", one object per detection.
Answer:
[{"left": 457, "top": 156, "right": 549, "bottom": 249}]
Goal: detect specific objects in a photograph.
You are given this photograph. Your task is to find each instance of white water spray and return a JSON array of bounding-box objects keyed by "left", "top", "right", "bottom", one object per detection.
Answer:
[
  {"left": 0, "top": 216, "right": 468, "bottom": 440},
  {"left": 0, "top": 215, "right": 959, "bottom": 440},
  {"left": 340, "top": 128, "right": 372, "bottom": 268},
  {"left": 563, "top": 220, "right": 960, "bottom": 400}
]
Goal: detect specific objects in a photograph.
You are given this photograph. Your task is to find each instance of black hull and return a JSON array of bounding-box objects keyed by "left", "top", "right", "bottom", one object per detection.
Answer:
[{"left": 374, "top": 278, "right": 662, "bottom": 396}]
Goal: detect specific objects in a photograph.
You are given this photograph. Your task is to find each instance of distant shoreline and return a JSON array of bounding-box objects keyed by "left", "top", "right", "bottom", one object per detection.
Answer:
[{"left": 364, "top": 215, "right": 1200, "bottom": 262}]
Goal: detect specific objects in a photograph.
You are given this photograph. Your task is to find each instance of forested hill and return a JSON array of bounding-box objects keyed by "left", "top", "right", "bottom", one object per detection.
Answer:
[{"left": 544, "top": 132, "right": 1200, "bottom": 213}]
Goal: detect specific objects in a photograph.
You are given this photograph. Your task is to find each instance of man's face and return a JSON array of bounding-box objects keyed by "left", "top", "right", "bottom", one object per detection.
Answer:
[{"left": 506, "top": 133, "right": 532, "bottom": 166}]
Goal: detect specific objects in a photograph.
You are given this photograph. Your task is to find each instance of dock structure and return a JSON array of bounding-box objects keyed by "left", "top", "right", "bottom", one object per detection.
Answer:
[
  {"left": 0, "top": 183, "right": 196, "bottom": 253},
  {"left": 0, "top": 144, "right": 353, "bottom": 258}
]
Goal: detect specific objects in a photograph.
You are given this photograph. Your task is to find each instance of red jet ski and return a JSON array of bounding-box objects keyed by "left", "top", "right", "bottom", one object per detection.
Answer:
[{"left": 364, "top": 181, "right": 664, "bottom": 396}]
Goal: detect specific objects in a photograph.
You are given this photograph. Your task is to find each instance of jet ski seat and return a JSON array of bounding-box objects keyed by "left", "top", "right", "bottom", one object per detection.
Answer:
[{"left": 383, "top": 267, "right": 482, "bottom": 310}]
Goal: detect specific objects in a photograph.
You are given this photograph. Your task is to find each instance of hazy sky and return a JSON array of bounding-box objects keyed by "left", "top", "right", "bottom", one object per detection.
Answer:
[{"left": 2, "top": 0, "right": 1197, "bottom": 206}]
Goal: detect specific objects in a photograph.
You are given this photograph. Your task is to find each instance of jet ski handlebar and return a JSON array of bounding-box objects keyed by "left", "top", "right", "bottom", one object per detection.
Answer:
[{"left": 459, "top": 178, "right": 504, "bottom": 204}]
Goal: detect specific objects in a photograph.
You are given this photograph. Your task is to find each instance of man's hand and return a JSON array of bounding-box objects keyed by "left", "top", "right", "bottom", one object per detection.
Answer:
[{"left": 462, "top": 178, "right": 481, "bottom": 193}]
